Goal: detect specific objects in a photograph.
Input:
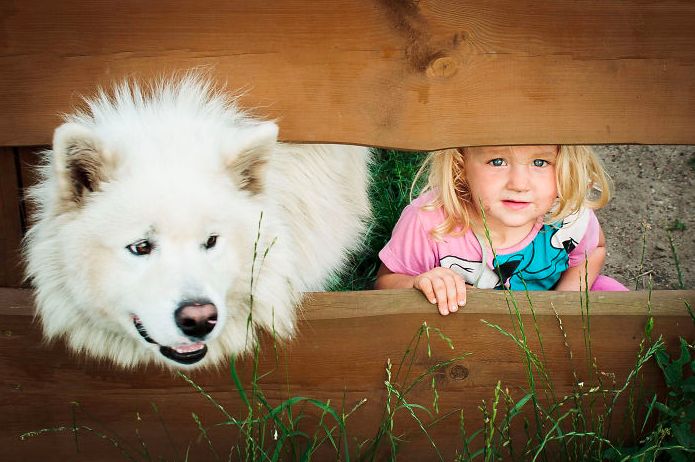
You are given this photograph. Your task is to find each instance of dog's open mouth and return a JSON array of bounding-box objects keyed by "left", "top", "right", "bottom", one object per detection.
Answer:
[{"left": 131, "top": 315, "right": 208, "bottom": 365}]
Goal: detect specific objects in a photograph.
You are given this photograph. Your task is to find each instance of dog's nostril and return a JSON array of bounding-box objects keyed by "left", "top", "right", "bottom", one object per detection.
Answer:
[{"left": 174, "top": 301, "right": 218, "bottom": 339}]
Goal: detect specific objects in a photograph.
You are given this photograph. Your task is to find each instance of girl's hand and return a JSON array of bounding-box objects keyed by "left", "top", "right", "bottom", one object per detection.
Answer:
[
  {"left": 413, "top": 267, "right": 467, "bottom": 315},
  {"left": 374, "top": 264, "right": 467, "bottom": 315}
]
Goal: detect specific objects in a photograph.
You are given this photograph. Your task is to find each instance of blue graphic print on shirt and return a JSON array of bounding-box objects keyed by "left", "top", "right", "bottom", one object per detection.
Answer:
[{"left": 492, "top": 224, "right": 569, "bottom": 290}]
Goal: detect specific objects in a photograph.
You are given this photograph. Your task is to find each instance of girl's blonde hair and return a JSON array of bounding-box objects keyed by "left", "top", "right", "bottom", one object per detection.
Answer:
[{"left": 412, "top": 145, "right": 613, "bottom": 240}]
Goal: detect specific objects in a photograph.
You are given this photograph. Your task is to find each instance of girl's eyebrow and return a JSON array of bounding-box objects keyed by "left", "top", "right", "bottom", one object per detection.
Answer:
[
  {"left": 525, "top": 147, "right": 558, "bottom": 157},
  {"left": 467, "top": 146, "right": 557, "bottom": 157}
]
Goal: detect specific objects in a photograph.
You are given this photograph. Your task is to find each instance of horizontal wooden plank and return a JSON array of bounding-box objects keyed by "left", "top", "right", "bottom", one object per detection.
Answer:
[
  {"left": 2, "top": 1, "right": 695, "bottom": 148},
  {"left": 4, "top": 286, "right": 692, "bottom": 317},
  {"left": 2, "top": 287, "right": 693, "bottom": 460},
  {"left": 302, "top": 288, "right": 693, "bottom": 318}
]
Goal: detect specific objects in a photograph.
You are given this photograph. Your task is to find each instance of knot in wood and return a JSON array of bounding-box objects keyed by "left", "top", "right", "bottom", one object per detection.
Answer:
[
  {"left": 426, "top": 56, "right": 458, "bottom": 79},
  {"left": 449, "top": 364, "right": 469, "bottom": 381}
]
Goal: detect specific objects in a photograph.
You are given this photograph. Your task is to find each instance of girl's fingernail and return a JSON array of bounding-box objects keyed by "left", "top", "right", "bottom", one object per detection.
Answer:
[
  {"left": 458, "top": 300, "right": 466, "bottom": 306},
  {"left": 430, "top": 298, "right": 436, "bottom": 304},
  {"left": 450, "top": 305, "right": 458, "bottom": 312}
]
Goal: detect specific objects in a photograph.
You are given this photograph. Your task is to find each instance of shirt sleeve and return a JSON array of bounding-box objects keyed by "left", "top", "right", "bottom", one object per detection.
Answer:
[
  {"left": 378, "top": 202, "right": 439, "bottom": 276},
  {"left": 567, "top": 209, "right": 600, "bottom": 267}
]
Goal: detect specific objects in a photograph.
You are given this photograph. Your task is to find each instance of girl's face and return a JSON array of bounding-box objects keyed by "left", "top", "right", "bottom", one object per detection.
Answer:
[{"left": 463, "top": 145, "right": 558, "bottom": 233}]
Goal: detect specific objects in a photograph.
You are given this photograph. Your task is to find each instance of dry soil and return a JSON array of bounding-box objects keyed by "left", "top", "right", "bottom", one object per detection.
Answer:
[{"left": 595, "top": 145, "right": 694, "bottom": 290}]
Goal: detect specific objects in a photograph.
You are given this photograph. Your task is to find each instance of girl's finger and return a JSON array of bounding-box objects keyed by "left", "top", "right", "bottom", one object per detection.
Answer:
[
  {"left": 431, "top": 278, "right": 450, "bottom": 315},
  {"left": 416, "top": 277, "right": 437, "bottom": 305},
  {"left": 444, "top": 275, "right": 459, "bottom": 313},
  {"left": 455, "top": 275, "right": 467, "bottom": 307}
]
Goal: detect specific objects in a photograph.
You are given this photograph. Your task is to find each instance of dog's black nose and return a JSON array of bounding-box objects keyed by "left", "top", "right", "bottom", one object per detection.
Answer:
[{"left": 174, "top": 300, "right": 217, "bottom": 338}]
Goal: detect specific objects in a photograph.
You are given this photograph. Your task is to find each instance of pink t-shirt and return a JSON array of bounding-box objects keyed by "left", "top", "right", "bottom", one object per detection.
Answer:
[{"left": 379, "top": 193, "right": 600, "bottom": 289}]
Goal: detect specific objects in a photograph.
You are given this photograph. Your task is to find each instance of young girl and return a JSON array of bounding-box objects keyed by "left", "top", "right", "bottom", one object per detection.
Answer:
[{"left": 375, "top": 145, "right": 628, "bottom": 316}]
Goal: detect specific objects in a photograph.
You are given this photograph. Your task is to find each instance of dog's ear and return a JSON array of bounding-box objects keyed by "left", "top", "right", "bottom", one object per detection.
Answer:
[
  {"left": 52, "top": 122, "right": 114, "bottom": 208},
  {"left": 225, "top": 121, "right": 278, "bottom": 195}
]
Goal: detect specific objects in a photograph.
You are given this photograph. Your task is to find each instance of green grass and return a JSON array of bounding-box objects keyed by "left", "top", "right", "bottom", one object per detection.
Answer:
[
  {"left": 326, "top": 148, "right": 427, "bottom": 291},
  {"left": 666, "top": 219, "right": 687, "bottom": 233}
]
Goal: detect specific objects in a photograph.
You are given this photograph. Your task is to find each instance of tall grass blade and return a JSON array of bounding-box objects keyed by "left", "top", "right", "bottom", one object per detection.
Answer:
[
  {"left": 667, "top": 232, "right": 685, "bottom": 289},
  {"left": 191, "top": 412, "right": 220, "bottom": 461}
]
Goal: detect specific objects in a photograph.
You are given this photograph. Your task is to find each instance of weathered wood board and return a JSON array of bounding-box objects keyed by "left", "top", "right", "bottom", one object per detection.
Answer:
[
  {"left": 0, "top": 148, "right": 24, "bottom": 287},
  {"left": 2, "top": 287, "right": 693, "bottom": 460},
  {"left": 1, "top": 0, "right": 695, "bottom": 148}
]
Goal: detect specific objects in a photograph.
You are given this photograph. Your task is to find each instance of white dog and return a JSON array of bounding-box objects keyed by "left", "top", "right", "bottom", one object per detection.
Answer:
[{"left": 24, "top": 75, "right": 371, "bottom": 369}]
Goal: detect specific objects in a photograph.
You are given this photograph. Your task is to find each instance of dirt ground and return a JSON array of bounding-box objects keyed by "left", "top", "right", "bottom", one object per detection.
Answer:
[{"left": 594, "top": 145, "right": 694, "bottom": 290}]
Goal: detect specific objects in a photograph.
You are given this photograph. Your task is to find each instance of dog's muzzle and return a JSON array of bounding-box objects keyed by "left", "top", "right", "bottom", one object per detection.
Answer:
[
  {"left": 175, "top": 300, "right": 218, "bottom": 338},
  {"left": 131, "top": 315, "right": 210, "bottom": 365}
]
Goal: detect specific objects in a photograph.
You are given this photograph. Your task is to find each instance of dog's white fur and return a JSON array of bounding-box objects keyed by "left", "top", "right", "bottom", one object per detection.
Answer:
[{"left": 24, "top": 75, "right": 371, "bottom": 369}]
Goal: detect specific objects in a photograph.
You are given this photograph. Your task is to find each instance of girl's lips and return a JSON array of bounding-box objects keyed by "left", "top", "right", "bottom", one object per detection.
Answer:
[{"left": 502, "top": 200, "right": 531, "bottom": 210}]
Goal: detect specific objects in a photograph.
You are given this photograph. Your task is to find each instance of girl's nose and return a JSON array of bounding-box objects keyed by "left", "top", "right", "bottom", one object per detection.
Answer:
[{"left": 506, "top": 165, "right": 530, "bottom": 191}]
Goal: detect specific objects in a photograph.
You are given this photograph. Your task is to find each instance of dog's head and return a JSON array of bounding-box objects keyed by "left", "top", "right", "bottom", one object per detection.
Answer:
[{"left": 26, "top": 77, "right": 286, "bottom": 369}]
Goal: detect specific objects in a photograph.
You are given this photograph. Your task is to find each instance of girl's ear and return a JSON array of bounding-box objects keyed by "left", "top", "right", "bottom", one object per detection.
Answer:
[
  {"left": 224, "top": 121, "right": 279, "bottom": 194},
  {"left": 52, "top": 122, "right": 115, "bottom": 209}
]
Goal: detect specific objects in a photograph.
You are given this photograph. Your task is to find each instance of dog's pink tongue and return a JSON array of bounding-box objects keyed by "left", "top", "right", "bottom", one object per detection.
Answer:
[{"left": 173, "top": 342, "right": 205, "bottom": 354}]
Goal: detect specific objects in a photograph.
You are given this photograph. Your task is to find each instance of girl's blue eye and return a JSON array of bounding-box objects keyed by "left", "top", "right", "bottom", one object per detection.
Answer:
[
  {"left": 489, "top": 158, "right": 505, "bottom": 167},
  {"left": 533, "top": 159, "right": 549, "bottom": 167}
]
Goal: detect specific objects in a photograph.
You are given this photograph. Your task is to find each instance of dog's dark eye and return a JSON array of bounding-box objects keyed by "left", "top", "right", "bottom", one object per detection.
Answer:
[
  {"left": 126, "top": 239, "right": 154, "bottom": 256},
  {"left": 203, "top": 235, "right": 218, "bottom": 250}
]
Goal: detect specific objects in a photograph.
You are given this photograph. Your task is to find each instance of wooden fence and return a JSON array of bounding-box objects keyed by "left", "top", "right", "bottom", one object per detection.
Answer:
[
  {"left": 3, "top": 287, "right": 693, "bottom": 460},
  {"left": 1, "top": 1, "right": 694, "bottom": 460}
]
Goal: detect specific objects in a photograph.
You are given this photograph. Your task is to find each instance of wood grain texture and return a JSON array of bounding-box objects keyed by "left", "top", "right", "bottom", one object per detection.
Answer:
[
  {"left": 2, "top": 287, "right": 693, "bottom": 460},
  {"left": 1, "top": 0, "right": 694, "bottom": 148},
  {"left": 0, "top": 148, "right": 23, "bottom": 287},
  {"left": 17, "top": 146, "right": 42, "bottom": 230}
]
